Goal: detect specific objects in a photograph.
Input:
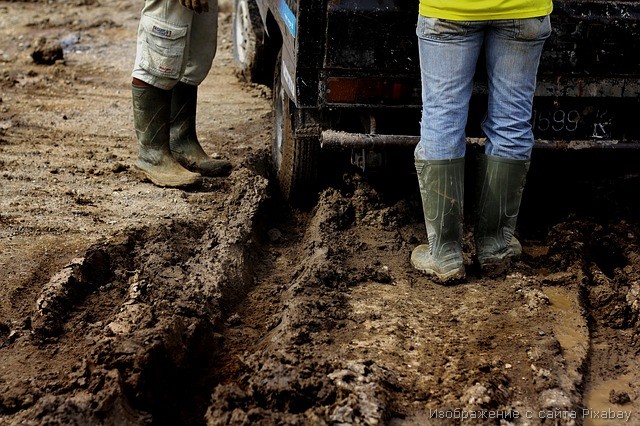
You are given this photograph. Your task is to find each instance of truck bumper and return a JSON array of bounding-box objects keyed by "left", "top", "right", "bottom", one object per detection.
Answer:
[{"left": 320, "top": 130, "right": 640, "bottom": 151}]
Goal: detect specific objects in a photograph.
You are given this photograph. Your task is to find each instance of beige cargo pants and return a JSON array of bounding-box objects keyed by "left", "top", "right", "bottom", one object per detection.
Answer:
[{"left": 131, "top": 0, "right": 218, "bottom": 90}]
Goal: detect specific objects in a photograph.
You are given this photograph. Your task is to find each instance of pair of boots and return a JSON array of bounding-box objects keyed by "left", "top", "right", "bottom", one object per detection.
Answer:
[
  {"left": 132, "top": 82, "right": 232, "bottom": 187},
  {"left": 411, "top": 155, "right": 529, "bottom": 283}
]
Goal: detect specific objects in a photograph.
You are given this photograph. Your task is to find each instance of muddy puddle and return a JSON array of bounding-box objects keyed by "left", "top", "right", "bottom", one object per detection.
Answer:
[
  {"left": 543, "top": 286, "right": 588, "bottom": 369},
  {"left": 584, "top": 376, "right": 636, "bottom": 426}
]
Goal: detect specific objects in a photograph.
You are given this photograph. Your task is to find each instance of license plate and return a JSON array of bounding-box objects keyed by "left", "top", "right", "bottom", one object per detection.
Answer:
[{"left": 531, "top": 106, "right": 615, "bottom": 140}]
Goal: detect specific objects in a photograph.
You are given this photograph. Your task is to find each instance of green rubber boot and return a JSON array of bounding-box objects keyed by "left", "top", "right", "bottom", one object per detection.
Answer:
[
  {"left": 170, "top": 82, "right": 232, "bottom": 177},
  {"left": 475, "top": 154, "right": 530, "bottom": 274},
  {"left": 411, "top": 157, "right": 466, "bottom": 283},
  {"left": 132, "top": 84, "right": 202, "bottom": 188}
]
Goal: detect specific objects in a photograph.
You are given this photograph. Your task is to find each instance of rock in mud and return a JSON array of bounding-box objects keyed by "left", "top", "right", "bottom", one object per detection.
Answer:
[
  {"left": 31, "top": 37, "right": 64, "bottom": 65},
  {"left": 609, "top": 389, "right": 631, "bottom": 405}
]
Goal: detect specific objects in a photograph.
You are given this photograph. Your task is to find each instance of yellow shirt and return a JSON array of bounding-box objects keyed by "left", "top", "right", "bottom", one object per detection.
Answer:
[{"left": 419, "top": 0, "right": 553, "bottom": 21}]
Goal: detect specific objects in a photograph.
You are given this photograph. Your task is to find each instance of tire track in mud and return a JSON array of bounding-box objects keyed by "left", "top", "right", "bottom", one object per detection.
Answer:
[
  {"left": 207, "top": 185, "right": 399, "bottom": 425},
  {"left": 544, "top": 219, "right": 640, "bottom": 426}
]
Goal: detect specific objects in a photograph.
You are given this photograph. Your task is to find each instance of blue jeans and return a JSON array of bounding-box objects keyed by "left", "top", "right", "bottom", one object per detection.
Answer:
[{"left": 415, "top": 15, "right": 551, "bottom": 161}]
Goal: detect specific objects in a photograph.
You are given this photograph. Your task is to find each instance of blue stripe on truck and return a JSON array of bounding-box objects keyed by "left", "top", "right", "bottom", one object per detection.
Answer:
[{"left": 278, "top": 0, "right": 297, "bottom": 37}]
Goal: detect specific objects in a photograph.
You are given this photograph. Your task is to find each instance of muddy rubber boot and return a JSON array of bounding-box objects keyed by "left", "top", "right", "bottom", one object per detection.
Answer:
[
  {"left": 170, "top": 82, "right": 232, "bottom": 177},
  {"left": 475, "top": 154, "right": 530, "bottom": 275},
  {"left": 132, "top": 84, "right": 202, "bottom": 188},
  {"left": 411, "top": 158, "right": 466, "bottom": 283}
]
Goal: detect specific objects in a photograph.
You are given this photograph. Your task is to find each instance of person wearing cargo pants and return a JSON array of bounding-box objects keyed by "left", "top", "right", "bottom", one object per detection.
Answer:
[
  {"left": 131, "top": 0, "right": 231, "bottom": 188},
  {"left": 411, "top": 1, "right": 553, "bottom": 282}
]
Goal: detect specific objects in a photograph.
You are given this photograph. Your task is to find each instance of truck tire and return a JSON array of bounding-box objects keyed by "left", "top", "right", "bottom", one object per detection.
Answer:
[
  {"left": 232, "top": 0, "right": 269, "bottom": 84},
  {"left": 272, "top": 52, "right": 320, "bottom": 202}
]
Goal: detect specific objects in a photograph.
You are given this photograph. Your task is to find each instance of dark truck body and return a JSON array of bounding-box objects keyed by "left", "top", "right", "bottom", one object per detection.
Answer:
[{"left": 233, "top": 0, "right": 640, "bottom": 197}]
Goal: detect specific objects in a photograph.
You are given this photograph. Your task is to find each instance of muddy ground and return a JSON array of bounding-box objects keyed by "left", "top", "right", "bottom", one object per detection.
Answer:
[{"left": 1, "top": 1, "right": 640, "bottom": 425}]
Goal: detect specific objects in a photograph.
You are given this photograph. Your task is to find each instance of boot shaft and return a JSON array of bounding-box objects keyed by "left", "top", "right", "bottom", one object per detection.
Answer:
[
  {"left": 170, "top": 81, "right": 198, "bottom": 145},
  {"left": 167, "top": 82, "right": 232, "bottom": 177},
  {"left": 411, "top": 158, "right": 466, "bottom": 282},
  {"left": 132, "top": 84, "right": 202, "bottom": 188},
  {"left": 475, "top": 154, "right": 530, "bottom": 264},
  {"left": 132, "top": 84, "right": 172, "bottom": 150},
  {"left": 415, "top": 157, "right": 465, "bottom": 256}
]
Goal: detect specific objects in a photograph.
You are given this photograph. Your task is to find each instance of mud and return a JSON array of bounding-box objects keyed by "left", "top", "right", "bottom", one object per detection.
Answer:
[{"left": 1, "top": 0, "right": 640, "bottom": 425}]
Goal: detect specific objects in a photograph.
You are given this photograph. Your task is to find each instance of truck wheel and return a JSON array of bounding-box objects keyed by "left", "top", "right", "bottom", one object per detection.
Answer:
[
  {"left": 233, "top": 0, "right": 268, "bottom": 84},
  {"left": 272, "top": 52, "right": 319, "bottom": 201}
]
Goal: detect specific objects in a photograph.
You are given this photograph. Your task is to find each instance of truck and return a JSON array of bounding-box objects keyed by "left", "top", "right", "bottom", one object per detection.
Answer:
[{"left": 232, "top": 0, "right": 640, "bottom": 200}]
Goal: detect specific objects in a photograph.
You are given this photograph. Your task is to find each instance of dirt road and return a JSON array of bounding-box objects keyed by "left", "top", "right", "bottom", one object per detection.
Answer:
[{"left": 1, "top": 1, "right": 639, "bottom": 425}]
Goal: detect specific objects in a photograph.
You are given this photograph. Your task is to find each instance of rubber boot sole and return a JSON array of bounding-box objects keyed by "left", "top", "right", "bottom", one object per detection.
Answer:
[
  {"left": 134, "top": 160, "right": 202, "bottom": 188},
  {"left": 411, "top": 244, "right": 466, "bottom": 284}
]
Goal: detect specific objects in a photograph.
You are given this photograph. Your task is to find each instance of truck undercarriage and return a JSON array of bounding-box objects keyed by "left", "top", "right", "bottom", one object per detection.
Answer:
[{"left": 233, "top": 0, "right": 640, "bottom": 199}]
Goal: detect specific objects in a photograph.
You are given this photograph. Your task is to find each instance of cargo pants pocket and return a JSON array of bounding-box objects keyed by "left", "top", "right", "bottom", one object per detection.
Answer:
[{"left": 139, "top": 14, "right": 188, "bottom": 79}]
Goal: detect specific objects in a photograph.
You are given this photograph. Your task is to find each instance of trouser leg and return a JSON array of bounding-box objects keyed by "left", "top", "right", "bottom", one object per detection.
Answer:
[
  {"left": 414, "top": 15, "right": 484, "bottom": 161},
  {"left": 481, "top": 16, "right": 551, "bottom": 160}
]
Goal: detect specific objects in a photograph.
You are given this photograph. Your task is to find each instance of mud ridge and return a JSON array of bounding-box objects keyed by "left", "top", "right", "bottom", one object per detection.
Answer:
[
  {"left": 3, "top": 168, "right": 270, "bottom": 425},
  {"left": 207, "top": 185, "right": 400, "bottom": 425}
]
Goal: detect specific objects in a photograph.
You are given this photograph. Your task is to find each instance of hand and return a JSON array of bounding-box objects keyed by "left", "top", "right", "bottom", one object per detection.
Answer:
[{"left": 179, "top": 0, "right": 209, "bottom": 14}]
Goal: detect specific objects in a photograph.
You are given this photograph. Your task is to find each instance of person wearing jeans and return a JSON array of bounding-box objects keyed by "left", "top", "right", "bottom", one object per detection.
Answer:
[
  {"left": 411, "top": 1, "right": 553, "bottom": 282},
  {"left": 131, "top": 0, "right": 231, "bottom": 188}
]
